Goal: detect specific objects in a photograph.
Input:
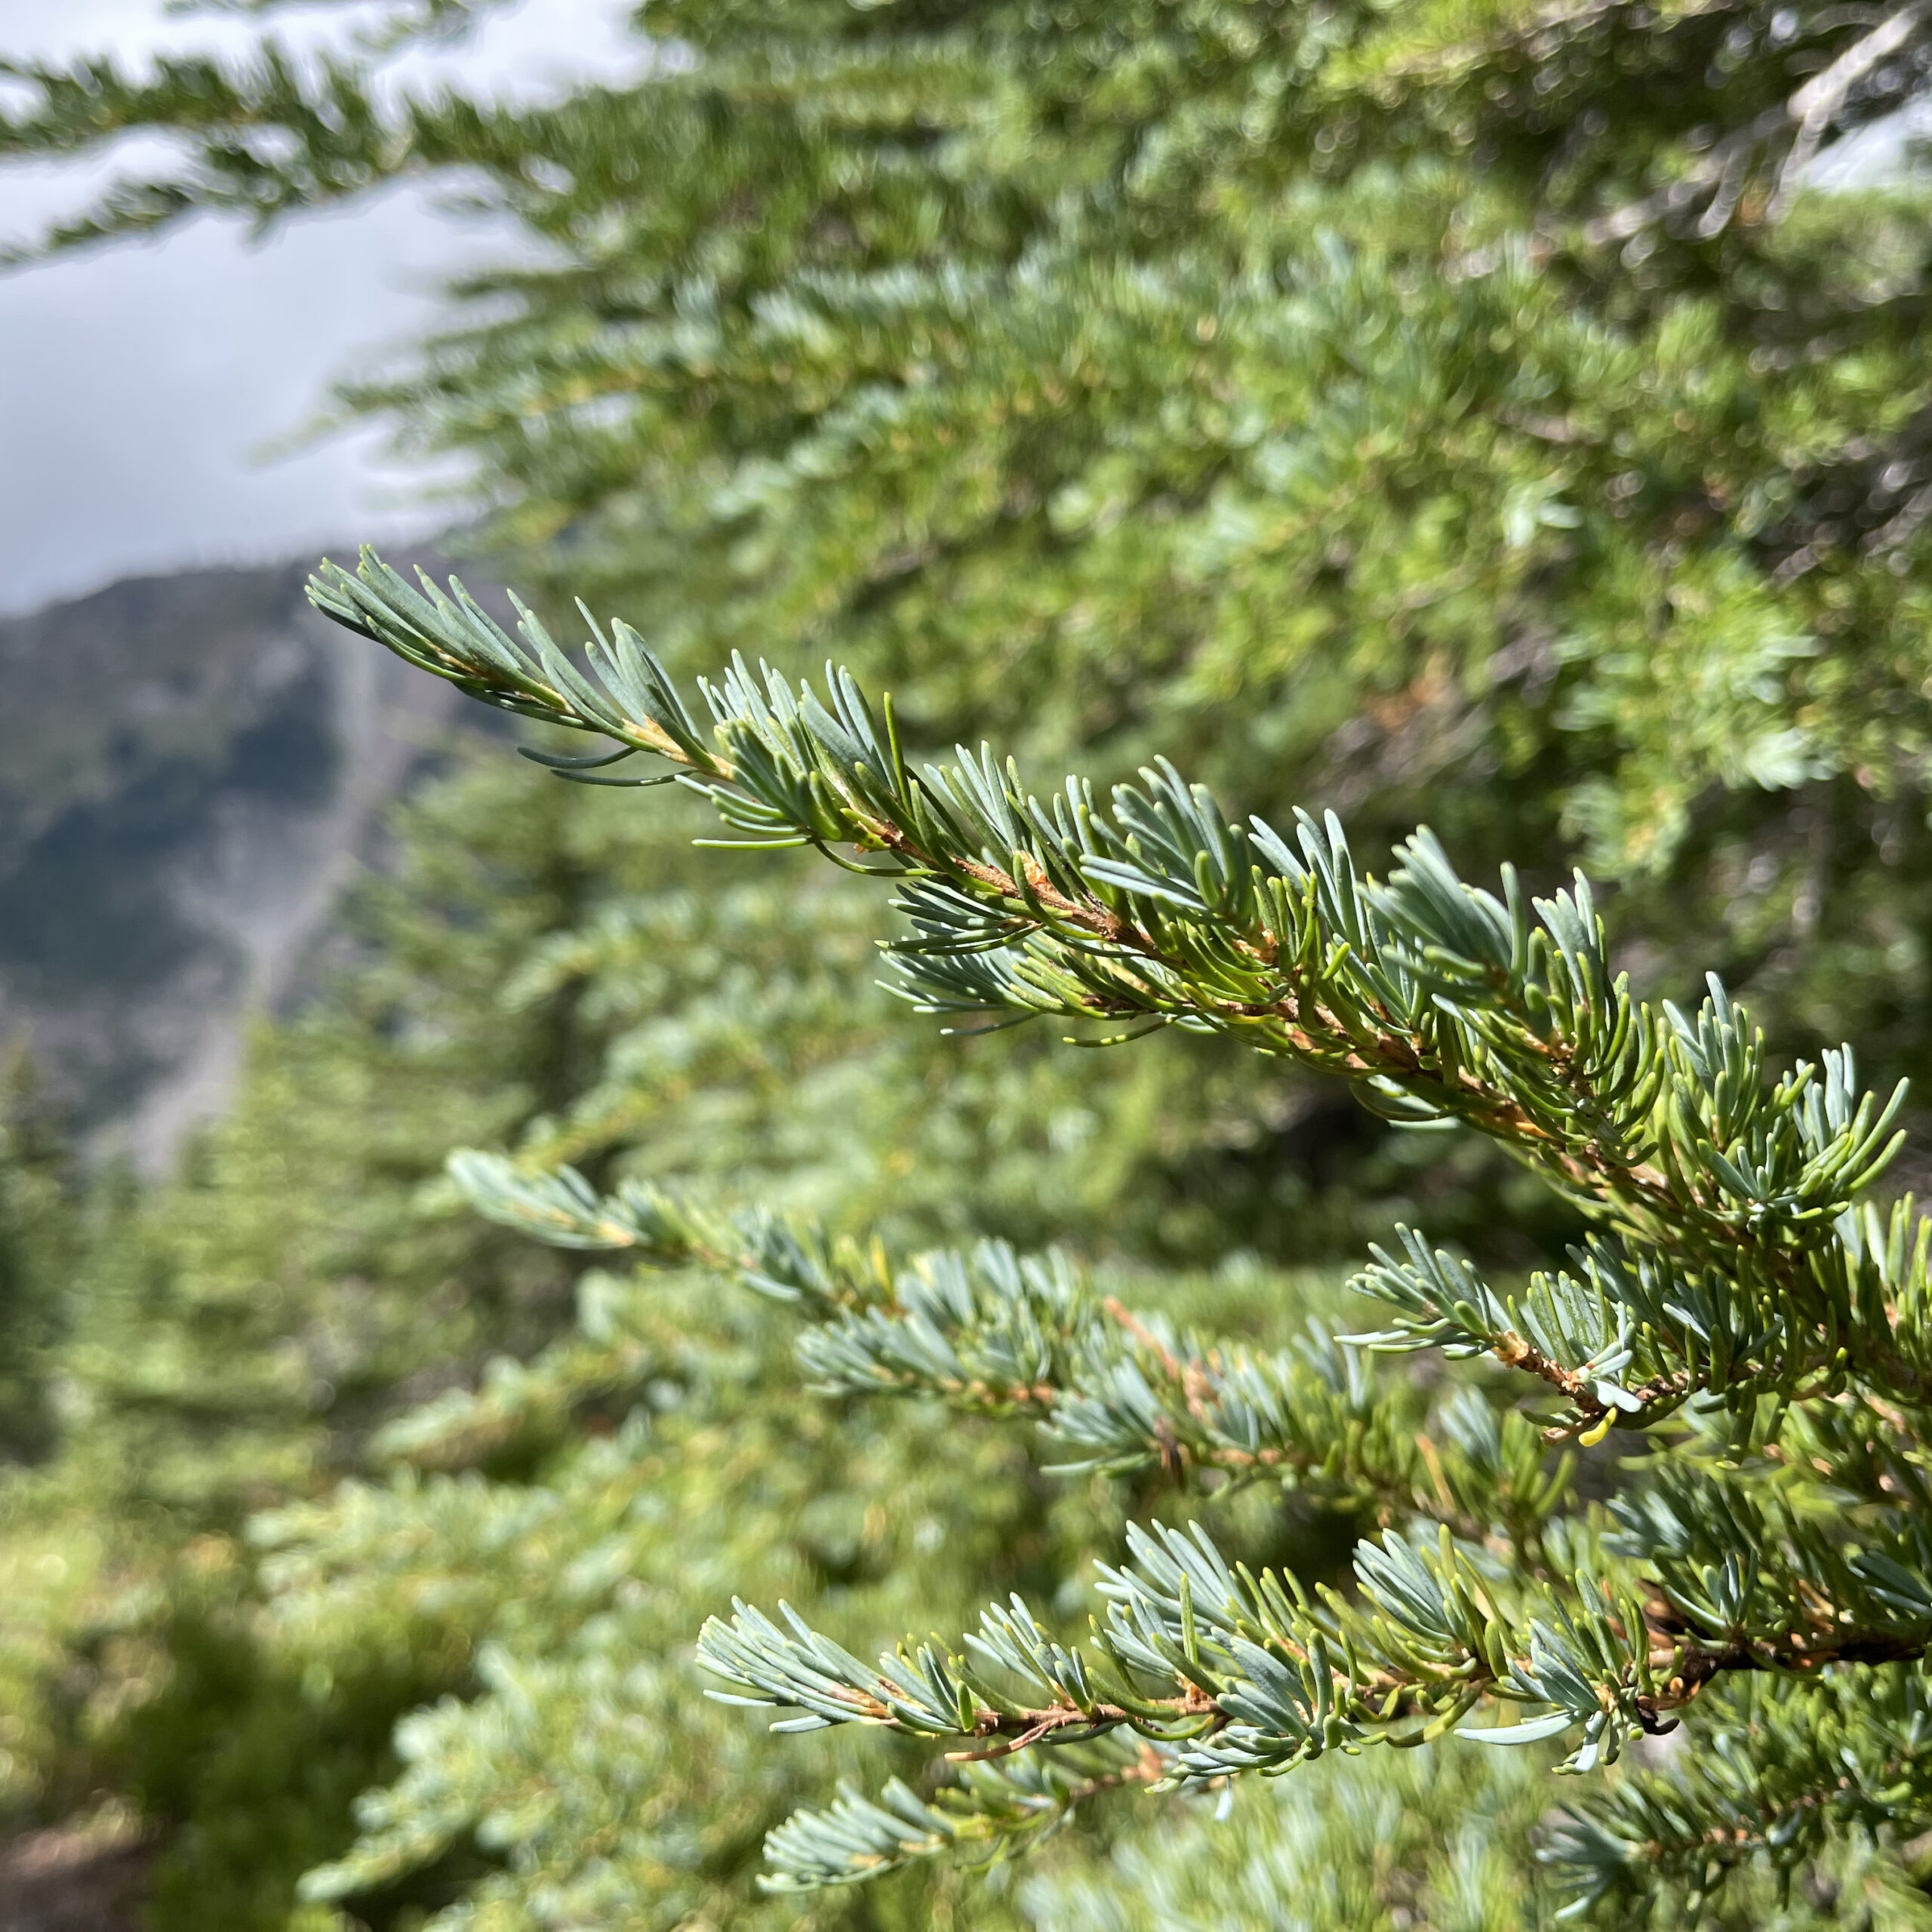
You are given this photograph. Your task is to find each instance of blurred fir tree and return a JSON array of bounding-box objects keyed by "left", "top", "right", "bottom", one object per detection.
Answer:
[
  {"left": 5, "top": 1, "right": 1932, "bottom": 1925},
  {"left": 0, "top": 1048, "right": 77, "bottom": 1463}
]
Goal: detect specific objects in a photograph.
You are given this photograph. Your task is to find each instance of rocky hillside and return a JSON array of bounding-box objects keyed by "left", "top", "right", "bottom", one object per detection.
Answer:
[{"left": 0, "top": 561, "right": 460, "bottom": 1171}]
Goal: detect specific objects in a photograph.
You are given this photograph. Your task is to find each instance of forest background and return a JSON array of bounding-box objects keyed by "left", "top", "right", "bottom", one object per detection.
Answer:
[{"left": 7, "top": 1, "right": 1932, "bottom": 1927}]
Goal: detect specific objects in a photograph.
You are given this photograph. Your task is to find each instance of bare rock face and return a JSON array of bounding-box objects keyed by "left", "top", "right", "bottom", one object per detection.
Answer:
[{"left": 0, "top": 560, "right": 459, "bottom": 1171}]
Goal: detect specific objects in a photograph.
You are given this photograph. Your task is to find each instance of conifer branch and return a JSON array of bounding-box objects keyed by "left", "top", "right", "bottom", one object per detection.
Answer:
[
  {"left": 697, "top": 1515, "right": 1907, "bottom": 1794},
  {"left": 1549, "top": 1667, "right": 1932, "bottom": 1920},
  {"left": 425, "top": 1156, "right": 1932, "bottom": 1887},
  {"left": 0, "top": 41, "right": 494, "bottom": 257},
  {"left": 448, "top": 1153, "right": 1556, "bottom": 1545},
  {"left": 319, "top": 552, "right": 1932, "bottom": 1903},
  {"left": 758, "top": 1741, "right": 1169, "bottom": 1890},
  {"left": 321, "top": 551, "right": 1915, "bottom": 1408},
  {"left": 1352, "top": 1199, "right": 1932, "bottom": 1439},
  {"left": 1564, "top": 5, "right": 1932, "bottom": 240},
  {"left": 704, "top": 1511, "right": 1932, "bottom": 1893}
]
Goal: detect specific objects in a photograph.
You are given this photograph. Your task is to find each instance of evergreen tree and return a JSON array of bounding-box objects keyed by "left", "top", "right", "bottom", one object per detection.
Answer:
[
  {"left": 0, "top": 1049, "right": 75, "bottom": 1463},
  {"left": 0, "top": 746, "right": 614, "bottom": 1918},
  {"left": 10, "top": 0, "right": 1932, "bottom": 1063},
  {"left": 8, "top": 1, "right": 1932, "bottom": 1924},
  {"left": 303, "top": 555, "right": 1932, "bottom": 1924},
  {"left": 11, "top": 0, "right": 1932, "bottom": 1265},
  {"left": 2, "top": 735, "right": 1185, "bottom": 1928}
]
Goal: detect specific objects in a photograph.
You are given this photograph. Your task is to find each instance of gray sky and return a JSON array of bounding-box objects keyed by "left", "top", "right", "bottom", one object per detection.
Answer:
[{"left": 0, "top": 1, "right": 641, "bottom": 617}]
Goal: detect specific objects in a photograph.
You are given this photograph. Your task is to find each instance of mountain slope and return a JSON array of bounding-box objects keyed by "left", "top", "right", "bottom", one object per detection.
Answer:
[{"left": 0, "top": 561, "right": 457, "bottom": 1168}]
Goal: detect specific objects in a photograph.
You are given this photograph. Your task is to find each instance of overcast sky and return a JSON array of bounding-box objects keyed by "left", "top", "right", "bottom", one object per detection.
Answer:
[{"left": 0, "top": 1, "right": 641, "bottom": 617}]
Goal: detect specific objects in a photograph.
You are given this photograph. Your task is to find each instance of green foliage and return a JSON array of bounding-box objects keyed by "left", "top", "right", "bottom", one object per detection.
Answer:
[
  {"left": 2, "top": 728, "right": 1235, "bottom": 1927},
  {"left": 91, "top": 1559, "right": 463, "bottom": 1932},
  {"left": 1020, "top": 1738, "right": 1932, "bottom": 1932},
  {"left": 1022, "top": 1746, "right": 1555, "bottom": 1932},
  {"left": 13, "top": 5, "right": 1932, "bottom": 882},
  {"left": 14, "top": 0, "right": 1932, "bottom": 1208},
  {"left": 257, "top": 1263, "right": 1067, "bottom": 1930},
  {"left": 0, "top": 1051, "right": 77, "bottom": 1463},
  {"left": 14, "top": 1, "right": 1932, "bottom": 1925},
  {"left": 0, "top": 747, "right": 611, "bottom": 1911},
  {"left": 298, "top": 565, "right": 1932, "bottom": 1919}
]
